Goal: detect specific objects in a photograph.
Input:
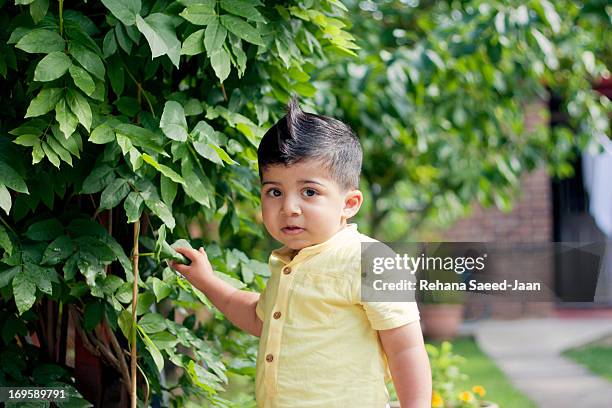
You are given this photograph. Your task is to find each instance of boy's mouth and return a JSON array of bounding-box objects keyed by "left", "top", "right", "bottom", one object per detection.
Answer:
[{"left": 281, "top": 226, "right": 304, "bottom": 235}]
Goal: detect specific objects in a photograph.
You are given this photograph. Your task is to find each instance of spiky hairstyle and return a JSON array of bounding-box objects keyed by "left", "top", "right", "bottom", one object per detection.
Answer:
[{"left": 257, "top": 97, "right": 362, "bottom": 190}]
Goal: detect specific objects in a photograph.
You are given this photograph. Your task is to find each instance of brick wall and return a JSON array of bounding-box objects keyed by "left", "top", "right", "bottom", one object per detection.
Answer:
[{"left": 440, "top": 101, "right": 556, "bottom": 318}]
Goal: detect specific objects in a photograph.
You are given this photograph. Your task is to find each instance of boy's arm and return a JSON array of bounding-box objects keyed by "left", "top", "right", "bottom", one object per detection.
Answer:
[
  {"left": 379, "top": 321, "right": 432, "bottom": 408},
  {"left": 170, "top": 247, "right": 263, "bottom": 337}
]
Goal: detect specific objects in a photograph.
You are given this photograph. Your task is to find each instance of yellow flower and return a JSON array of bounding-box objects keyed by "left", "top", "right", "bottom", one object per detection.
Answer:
[
  {"left": 458, "top": 391, "right": 474, "bottom": 403},
  {"left": 472, "top": 385, "right": 486, "bottom": 397},
  {"left": 432, "top": 391, "right": 444, "bottom": 407}
]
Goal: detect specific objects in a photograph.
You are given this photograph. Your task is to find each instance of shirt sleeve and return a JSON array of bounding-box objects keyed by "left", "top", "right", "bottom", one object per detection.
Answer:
[
  {"left": 360, "top": 300, "right": 420, "bottom": 330},
  {"left": 255, "top": 285, "right": 266, "bottom": 321}
]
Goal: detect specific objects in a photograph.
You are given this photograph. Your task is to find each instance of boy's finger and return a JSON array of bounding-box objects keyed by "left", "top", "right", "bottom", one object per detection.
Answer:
[
  {"left": 174, "top": 246, "right": 202, "bottom": 261},
  {"left": 169, "top": 261, "right": 188, "bottom": 275}
]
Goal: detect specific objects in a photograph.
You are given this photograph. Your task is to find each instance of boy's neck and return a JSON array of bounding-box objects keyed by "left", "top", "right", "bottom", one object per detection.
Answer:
[{"left": 287, "top": 222, "right": 349, "bottom": 261}]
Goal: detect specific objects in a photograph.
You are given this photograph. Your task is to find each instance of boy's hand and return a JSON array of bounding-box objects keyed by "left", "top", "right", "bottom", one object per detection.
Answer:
[{"left": 169, "top": 246, "right": 214, "bottom": 284}]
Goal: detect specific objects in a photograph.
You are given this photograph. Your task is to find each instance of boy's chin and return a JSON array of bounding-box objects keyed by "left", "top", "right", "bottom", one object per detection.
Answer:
[{"left": 280, "top": 238, "right": 312, "bottom": 251}]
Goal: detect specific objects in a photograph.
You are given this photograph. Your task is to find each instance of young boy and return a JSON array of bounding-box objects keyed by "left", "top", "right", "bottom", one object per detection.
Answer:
[{"left": 170, "top": 99, "right": 432, "bottom": 407}]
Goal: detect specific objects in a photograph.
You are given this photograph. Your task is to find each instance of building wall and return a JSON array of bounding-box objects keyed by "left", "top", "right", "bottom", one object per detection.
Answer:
[{"left": 441, "top": 102, "right": 556, "bottom": 319}]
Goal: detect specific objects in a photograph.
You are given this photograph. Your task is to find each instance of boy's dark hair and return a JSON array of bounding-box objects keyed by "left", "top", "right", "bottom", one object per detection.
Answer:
[{"left": 257, "top": 97, "right": 362, "bottom": 190}]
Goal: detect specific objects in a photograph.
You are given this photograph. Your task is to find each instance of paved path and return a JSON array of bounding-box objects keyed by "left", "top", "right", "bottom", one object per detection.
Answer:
[{"left": 473, "top": 317, "right": 612, "bottom": 408}]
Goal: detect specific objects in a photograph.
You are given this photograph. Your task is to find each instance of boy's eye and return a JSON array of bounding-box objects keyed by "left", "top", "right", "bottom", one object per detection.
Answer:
[
  {"left": 266, "top": 188, "right": 282, "bottom": 197},
  {"left": 302, "top": 188, "right": 318, "bottom": 197}
]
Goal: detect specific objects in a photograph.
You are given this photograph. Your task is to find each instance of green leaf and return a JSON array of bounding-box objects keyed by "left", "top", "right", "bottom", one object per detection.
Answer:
[
  {"left": 66, "top": 89, "right": 92, "bottom": 132},
  {"left": 83, "top": 302, "right": 103, "bottom": 331},
  {"left": 210, "top": 144, "right": 237, "bottom": 165},
  {"left": 181, "top": 29, "right": 205, "bottom": 56},
  {"left": 210, "top": 48, "right": 231, "bottom": 83},
  {"left": 531, "top": 28, "right": 559, "bottom": 70},
  {"left": 149, "top": 331, "right": 178, "bottom": 350},
  {"left": 89, "top": 123, "right": 115, "bottom": 144},
  {"left": 24, "top": 262, "right": 58, "bottom": 295},
  {"left": 186, "top": 360, "right": 224, "bottom": 393},
  {"left": 55, "top": 98, "right": 79, "bottom": 139},
  {"left": 142, "top": 154, "right": 185, "bottom": 184},
  {"left": 25, "top": 87, "right": 63, "bottom": 118},
  {"left": 101, "top": 0, "right": 141, "bottom": 26},
  {"left": 115, "top": 124, "right": 168, "bottom": 156},
  {"left": 139, "top": 327, "right": 164, "bottom": 371},
  {"left": 69, "top": 42, "right": 106, "bottom": 81},
  {"left": 160, "top": 175, "right": 177, "bottom": 206},
  {"left": 181, "top": 158, "right": 213, "bottom": 207},
  {"left": 30, "top": 0, "right": 49, "bottom": 24},
  {"left": 138, "top": 313, "right": 166, "bottom": 333},
  {"left": 41, "top": 235, "right": 74, "bottom": 265},
  {"left": 180, "top": 3, "right": 217, "bottom": 26},
  {"left": 160, "top": 101, "right": 189, "bottom": 142},
  {"left": 192, "top": 123, "right": 225, "bottom": 165},
  {"left": 136, "top": 14, "right": 181, "bottom": 68},
  {"left": 114, "top": 24, "right": 132, "bottom": 54},
  {"left": 118, "top": 309, "right": 133, "bottom": 340},
  {"left": 0, "top": 266, "right": 19, "bottom": 289},
  {"left": 34, "top": 51, "right": 71, "bottom": 82},
  {"left": 0, "top": 225, "right": 13, "bottom": 255},
  {"left": 220, "top": 0, "right": 265, "bottom": 23},
  {"left": 25, "top": 218, "right": 63, "bottom": 241},
  {"left": 101, "top": 275, "right": 124, "bottom": 296},
  {"left": 42, "top": 141, "right": 61, "bottom": 167},
  {"left": 0, "top": 185, "right": 11, "bottom": 215},
  {"left": 136, "top": 292, "right": 155, "bottom": 315},
  {"left": 81, "top": 164, "right": 115, "bottom": 194},
  {"left": 229, "top": 37, "right": 246, "bottom": 76},
  {"left": 151, "top": 277, "right": 172, "bottom": 302},
  {"left": 145, "top": 199, "right": 175, "bottom": 230},
  {"left": 100, "top": 178, "right": 130, "bottom": 210},
  {"left": 0, "top": 161, "right": 29, "bottom": 193},
  {"left": 46, "top": 132, "right": 73, "bottom": 166},
  {"left": 103, "top": 30, "right": 118, "bottom": 58},
  {"left": 123, "top": 191, "right": 144, "bottom": 223},
  {"left": 13, "top": 133, "right": 40, "bottom": 147},
  {"left": 32, "top": 141, "right": 45, "bottom": 164},
  {"left": 220, "top": 15, "right": 264, "bottom": 46},
  {"left": 107, "top": 60, "right": 125, "bottom": 96},
  {"left": 204, "top": 20, "right": 227, "bottom": 56},
  {"left": 12, "top": 272, "right": 36, "bottom": 315},
  {"left": 16, "top": 29, "right": 65, "bottom": 54},
  {"left": 69, "top": 65, "right": 95, "bottom": 96},
  {"left": 51, "top": 126, "right": 81, "bottom": 158}
]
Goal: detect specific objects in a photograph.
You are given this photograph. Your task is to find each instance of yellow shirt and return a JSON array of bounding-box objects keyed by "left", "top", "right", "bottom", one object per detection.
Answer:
[{"left": 255, "top": 223, "right": 420, "bottom": 408}]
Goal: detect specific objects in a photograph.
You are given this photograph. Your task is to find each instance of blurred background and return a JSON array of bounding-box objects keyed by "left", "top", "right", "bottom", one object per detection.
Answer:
[{"left": 1, "top": 0, "right": 611, "bottom": 407}]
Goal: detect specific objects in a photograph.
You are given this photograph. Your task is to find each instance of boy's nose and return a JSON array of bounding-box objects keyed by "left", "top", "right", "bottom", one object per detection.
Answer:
[{"left": 281, "top": 198, "right": 302, "bottom": 216}]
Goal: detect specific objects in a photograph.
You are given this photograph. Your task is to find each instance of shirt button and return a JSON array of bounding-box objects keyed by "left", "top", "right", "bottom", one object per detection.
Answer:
[
  {"left": 266, "top": 354, "right": 274, "bottom": 362},
  {"left": 273, "top": 311, "right": 281, "bottom": 319},
  {"left": 283, "top": 267, "right": 292, "bottom": 275}
]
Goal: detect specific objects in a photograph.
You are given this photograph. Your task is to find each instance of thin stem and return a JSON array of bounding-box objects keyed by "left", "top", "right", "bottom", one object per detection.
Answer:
[
  {"left": 59, "top": 0, "right": 64, "bottom": 37},
  {"left": 130, "top": 219, "right": 140, "bottom": 408},
  {"left": 0, "top": 215, "right": 16, "bottom": 235},
  {"left": 123, "top": 64, "right": 156, "bottom": 117}
]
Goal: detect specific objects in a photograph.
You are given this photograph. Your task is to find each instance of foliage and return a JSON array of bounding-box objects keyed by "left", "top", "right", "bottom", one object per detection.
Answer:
[
  {"left": 317, "top": 0, "right": 611, "bottom": 239},
  {"left": 0, "top": 0, "right": 356, "bottom": 405},
  {"left": 0, "top": 0, "right": 609, "bottom": 405},
  {"left": 427, "top": 341, "right": 495, "bottom": 408}
]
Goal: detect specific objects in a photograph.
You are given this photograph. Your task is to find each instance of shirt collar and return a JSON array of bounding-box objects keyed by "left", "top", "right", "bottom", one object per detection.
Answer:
[{"left": 270, "top": 223, "right": 359, "bottom": 265}]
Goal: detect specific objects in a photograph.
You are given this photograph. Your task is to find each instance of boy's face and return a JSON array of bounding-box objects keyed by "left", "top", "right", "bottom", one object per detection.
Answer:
[{"left": 260, "top": 159, "right": 363, "bottom": 250}]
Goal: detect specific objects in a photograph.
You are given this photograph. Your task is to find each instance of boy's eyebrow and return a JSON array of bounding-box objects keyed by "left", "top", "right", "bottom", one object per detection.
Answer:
[
  {"left": 261, "top": 179, "right": 327, "bottom": 186},
  {"left": 297, "top": 179, "right": 326, "bottom": 187}
]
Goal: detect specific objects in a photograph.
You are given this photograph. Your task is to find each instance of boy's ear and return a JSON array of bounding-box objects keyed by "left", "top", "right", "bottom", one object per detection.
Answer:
[{"left": 342, "top": 189, "right": 363, "bottom": 220}]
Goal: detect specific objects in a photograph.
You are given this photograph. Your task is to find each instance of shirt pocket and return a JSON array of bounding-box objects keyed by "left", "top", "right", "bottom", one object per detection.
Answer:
[{"left": 288, "top": 273, "right": 351, "bottom": 330}]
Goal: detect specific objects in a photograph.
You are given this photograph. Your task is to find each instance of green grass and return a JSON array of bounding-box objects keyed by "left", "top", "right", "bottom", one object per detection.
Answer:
[
  {"left": 563, "top": 335, "right": 612, "bottom": 382},
  {"left": 434, "top": 337, "right": 537, "bottom": 408}
]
